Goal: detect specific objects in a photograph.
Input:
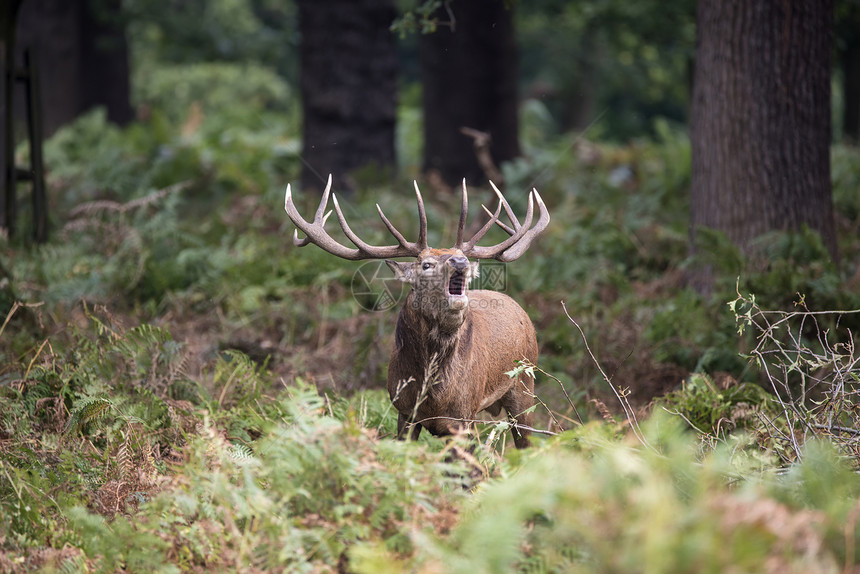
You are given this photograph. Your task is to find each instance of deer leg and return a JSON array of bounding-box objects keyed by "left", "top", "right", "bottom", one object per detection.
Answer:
[
  {"left": 509, "top": 412, "right": 531, "bottom": 449},
  {"left": 397, "top": 412, "right": 422, "bottom": 441},
  {"left": 500, "top": 385, "right": 534, "bottom": 449}
]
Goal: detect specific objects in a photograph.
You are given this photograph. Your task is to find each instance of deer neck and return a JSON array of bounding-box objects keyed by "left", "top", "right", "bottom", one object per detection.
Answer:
[
  {"left": 400, "top": 292, "right": 472, "bottom": 377},
  {"left": 406, "top": 288, "right": 468, "bottom": 339}
]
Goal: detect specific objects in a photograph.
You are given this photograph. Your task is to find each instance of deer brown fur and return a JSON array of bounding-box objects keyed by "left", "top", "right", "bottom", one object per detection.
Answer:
[
  {"left": 387, "top": 248, "right": 538, "bottom": 447},
  {"left": 284, "top": 176, "right": 549, "bottom": 448}
]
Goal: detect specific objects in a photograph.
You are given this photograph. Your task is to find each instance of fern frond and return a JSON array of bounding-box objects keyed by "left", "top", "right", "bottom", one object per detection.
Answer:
[
  {"left": 64, "top": 397, "right": 113, "bottom": 435},
  {"left": 215, "top": 350, "right": 264, "bottom": 406},
  {"left": 228, "top": 443, "right": 259, "bottom": 469},
  {"left": 58, "top": 554, "right": 87, "bottom": 574},
  {"left": 116, "top": 432, "right": 133, "bottom": 480},
  {"left": 113, "top": 324, "right": 172, "bottom": 358},
  {"left": 138, "top": 439, "right": 158, "bottom": 486},
  {"left": 169, "top": 349, "right": 192, "bottom": 382}
]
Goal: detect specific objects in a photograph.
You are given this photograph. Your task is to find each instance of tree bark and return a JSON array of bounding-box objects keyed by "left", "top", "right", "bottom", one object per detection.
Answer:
[
  {"left": 297, "top": 0, "right": 398, "bottom": 194},
  {"left": 79, "top": 0, "right": 132, "bottom": 126},
  {"left": 15, "top": 0, "right": 132, "bottom": 136},
  {"left": 690, "top": 0, "right": 837, "bottom": 279},
  {"left": 420, "top": 0, "right": 520, "bottom": 186},
  {"left": 839, "top": 0, "right": 860, "bottom": 144},
  {"left": 843, "top": 40, "right": 860, "bottom": 142}
]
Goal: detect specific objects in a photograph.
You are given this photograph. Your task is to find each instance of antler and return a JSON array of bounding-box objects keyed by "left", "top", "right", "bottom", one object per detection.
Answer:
[
  {"left": 455, "top": 180, "right": 551, "bottom": 262},
  {"left": 284, "top": 174, "right": 428, "bottom": 260},
  {"left": 285, "top": 176, "right": 549, "bottom": 262}
]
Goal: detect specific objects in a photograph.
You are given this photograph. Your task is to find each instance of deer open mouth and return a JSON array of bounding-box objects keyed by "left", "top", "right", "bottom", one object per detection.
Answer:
[{"left": 448, "top": 271, "right": 467, "bottom": 297}]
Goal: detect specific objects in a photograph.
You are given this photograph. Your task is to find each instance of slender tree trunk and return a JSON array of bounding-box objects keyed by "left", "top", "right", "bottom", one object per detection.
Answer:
[
  {"left": 690, "top": 0, "right": 836, "bottom": 284},
  {"left": 420, "top": 0, "right": 520, "bottom": 186},
  {"left": 297, "top": 0, "right": 398, "bottom": 194}
]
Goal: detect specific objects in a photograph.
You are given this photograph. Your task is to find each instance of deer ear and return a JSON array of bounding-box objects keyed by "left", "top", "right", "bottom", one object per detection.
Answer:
[
  {"left": 470, "top": 261, "right": 480, "bottom": 278},
  {"left": 386, "top": 260, "right": 416, "bottom": 284}
]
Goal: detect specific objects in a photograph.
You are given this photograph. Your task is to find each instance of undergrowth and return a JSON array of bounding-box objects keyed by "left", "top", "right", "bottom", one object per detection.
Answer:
[{"left": 2, "top": 295, "right": 860, "bottom": 571}]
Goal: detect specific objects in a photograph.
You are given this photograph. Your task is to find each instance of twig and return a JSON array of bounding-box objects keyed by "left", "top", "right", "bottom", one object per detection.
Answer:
[
  {"left": 0, "top": 301, "right": 44, "bottom": 339},
  {"left": 25, "top": 338, "right": 50, "bottom": 380},
  {"left": 562, "top": 301, "right": 655, "bottom": 452},
  {"left": 534, "top": 363, "right": 584, "bottom": 426},
  {"left": 811, "top": 424, "right": 860, "bottom": 437}
]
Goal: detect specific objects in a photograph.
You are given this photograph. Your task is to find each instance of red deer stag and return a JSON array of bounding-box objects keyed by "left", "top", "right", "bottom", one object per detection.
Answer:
[{"left": 284, "top": 176, "right": 549, "bottom": 448}]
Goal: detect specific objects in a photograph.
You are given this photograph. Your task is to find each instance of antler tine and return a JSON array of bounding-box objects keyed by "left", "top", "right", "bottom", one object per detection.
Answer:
[
  {"left": 375, "top": 204, "right": 410, "bottom": 247},
  {"left": 315, "top": 174, "right": 334, "bottom": 221},
  {"left": 284, "top": 175, "right": 424, "bottom": 260},
  {"left": 331, "top": 193, "right": 379, "bottom": 252},
  {"left": 284, "top": 183, "right": 311, "bottom": 245},
  {"left": 461, "top": 184, "right": 549, "bottom": 262},
  {"left": 494, "top": 189, "right": 551, "bottom": 262},
  {"left": 462, "top": 181, "right": 511, "bottom": 250},
  {"left": 413, "top": 181, "right": 428, "bottom": 250},
  {"left": 481, "top": 204, "right": 514, "bottom": 235},
  {"left": 465, "top": 200, "right": 503, "bottom": 249},
  {"left": 463, "top": 180, "right": 509, "bottom": 248},
  {"left": 292, "top": 174, "right": 335, "bottom": 246},
  {"left": 462, "top": 192, "right": 532, "bottom": 260},
  {"left": 292, "top": 209, "right": 333, "bottom": 247},
  {"left": 489, "top": 181, "right": 520, "bottom": 230},
  {"left": 455, "top": 179, "right": 468, "bottom": 248}
]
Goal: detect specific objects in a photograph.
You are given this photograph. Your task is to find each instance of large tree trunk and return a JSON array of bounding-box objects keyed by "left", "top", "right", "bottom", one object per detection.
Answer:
[
  {"left": 297, "top": 0, "right": 398, "bottom": 194},
  {"left": 690, "top": 0, "right": 836, "bottom": 283},
  {"left": 420, "top": 0, "right": 520, "bottom": 186}
]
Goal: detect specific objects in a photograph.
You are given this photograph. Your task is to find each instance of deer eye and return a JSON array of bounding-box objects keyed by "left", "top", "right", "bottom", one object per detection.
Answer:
[{"left": 422, "top": 262, "right": 434, "bottom": 270}]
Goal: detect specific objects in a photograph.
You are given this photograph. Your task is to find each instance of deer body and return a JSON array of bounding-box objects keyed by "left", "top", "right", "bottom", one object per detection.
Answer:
[
  {"left": 388, "top": 287, "right": 537, "bottom": 448},
  {"left": 284, "top": 177, "right": 549, "bottom": 448}
]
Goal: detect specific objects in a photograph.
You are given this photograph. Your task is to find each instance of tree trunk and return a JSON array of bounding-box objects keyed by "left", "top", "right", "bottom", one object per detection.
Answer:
[
  {"left": 420, "top": 0, "right": 520, "bottom": 186},
  {"left": 836, "top": 1, "right": 860, "bottom": 143},
  {"left": 690, "top": 0, "right": 837, "bottom": 281},
  {"left": 80, "top": 0, "right": 132, "bottom": 126},
  {"left": 15, "top": 0, "right": 132, "bottom": 136},
  {"left": 843, "top": 41, "right": 860, "bottom": 142},
  {"left": 297, "top": 0, "right": 398, "bottom": 194}
]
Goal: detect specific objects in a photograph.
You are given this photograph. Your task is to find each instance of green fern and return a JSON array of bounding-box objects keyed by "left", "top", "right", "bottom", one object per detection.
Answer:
[
  {"left": 112, "top": 324, "right": 172, "bottom": 359},
  {"left": 64, "top": 396, "right": 113, "bottom": 435},
  {"left": 213, "top": 350, "right": 265, "bottom": 407},
  {"left": 229, "top": 443, "right": 256, "bottom": 467},
  {"left": 116, "top": 431, "right": 134, "bottom": 480},
  {"left": 58, "top": 553, "right": 87, "bottom": 574}
]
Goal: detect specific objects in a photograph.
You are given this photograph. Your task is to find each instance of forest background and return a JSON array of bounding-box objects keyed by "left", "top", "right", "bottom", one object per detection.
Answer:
[{"left": 2, "top": 0, "right": 860, "bottom": 571}]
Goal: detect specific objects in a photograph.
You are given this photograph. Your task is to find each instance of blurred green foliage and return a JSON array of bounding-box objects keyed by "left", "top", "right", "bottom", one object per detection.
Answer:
[
  {"left": 124, "top": 0, "right": 298, "bottom": 82},
  {"left": 518, "top": 0, "right": 696, "bottom": 139}
]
